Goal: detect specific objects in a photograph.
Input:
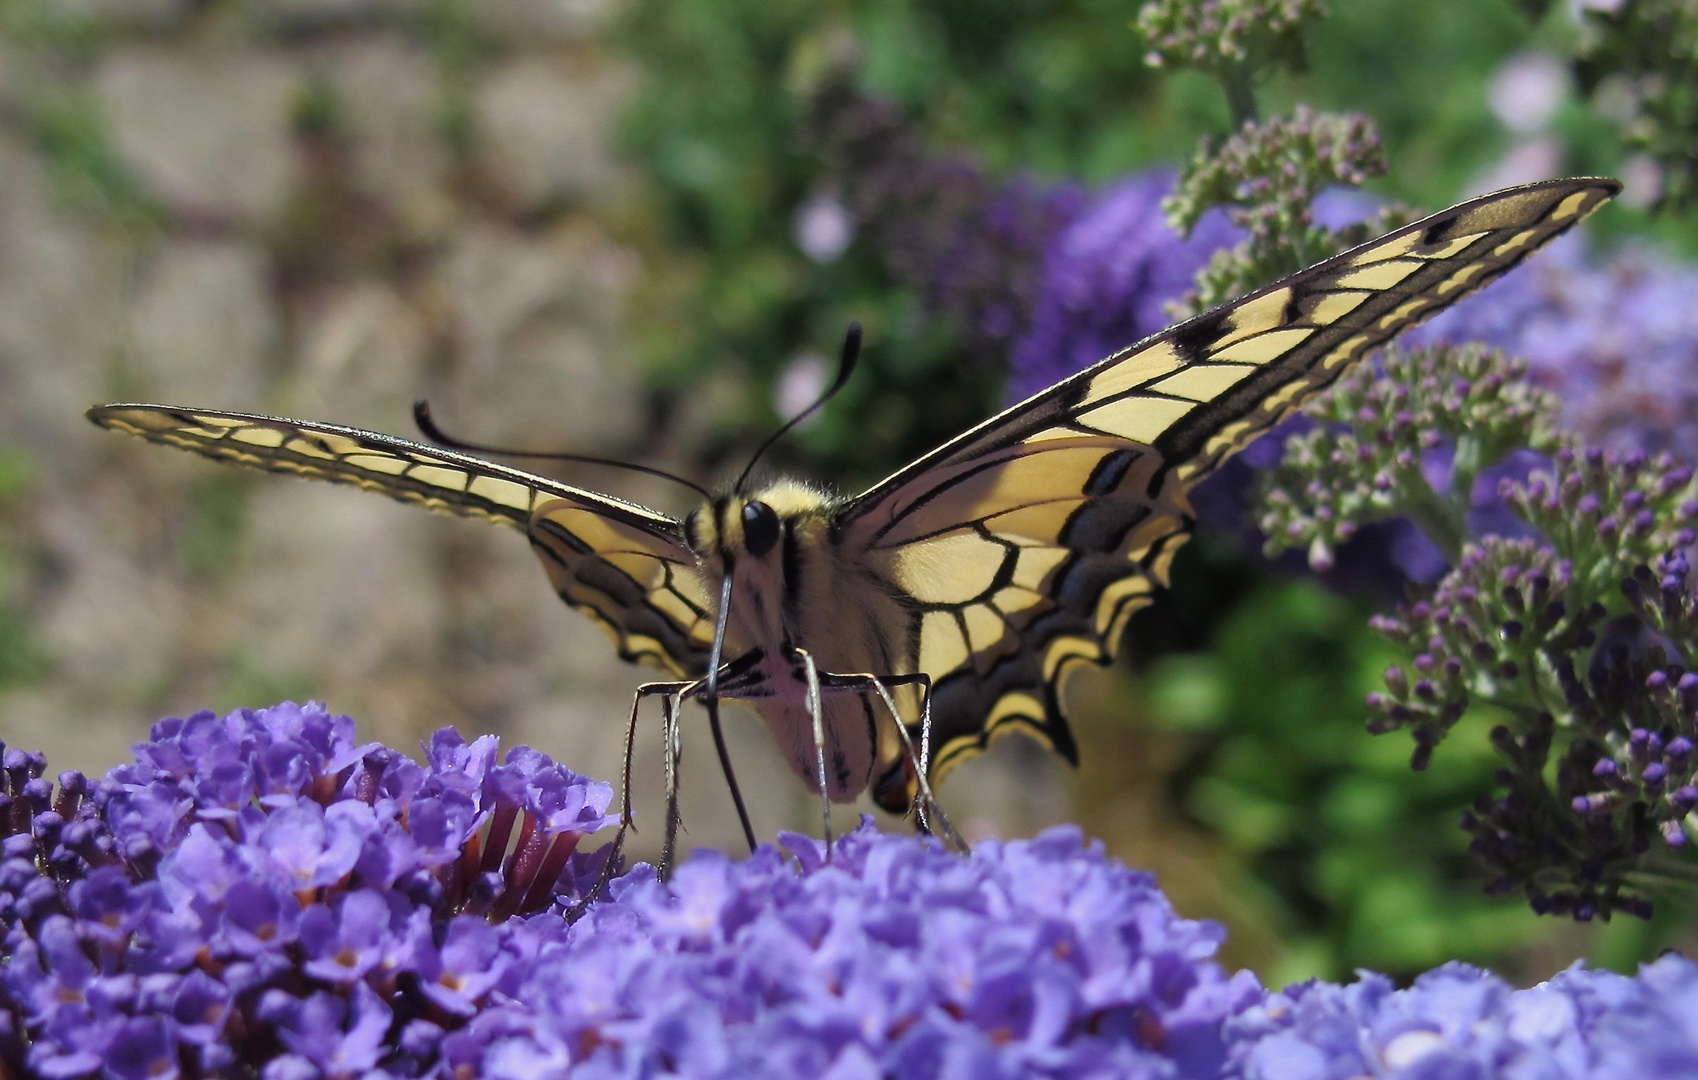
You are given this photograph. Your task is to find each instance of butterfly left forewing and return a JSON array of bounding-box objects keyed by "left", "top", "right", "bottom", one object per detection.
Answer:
[
  {"left": 529, "top": 501, "right": 716, "bottom": 675},
  {"left": 837, "top": 177, "right": 1619, "bottom": 795},
  {"left": 88, "top": 404, "right": 715, "bottom": 678}
]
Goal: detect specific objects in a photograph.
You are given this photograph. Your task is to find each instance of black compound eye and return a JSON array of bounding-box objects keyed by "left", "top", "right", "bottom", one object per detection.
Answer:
[{"left": 741, "top": 501, "right": 780, "bottom": 557}]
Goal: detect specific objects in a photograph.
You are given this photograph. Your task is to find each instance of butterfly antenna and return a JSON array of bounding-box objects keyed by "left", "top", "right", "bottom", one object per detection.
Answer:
[
  {"left": 414, "top": 400, "right": 712, "bottom": 502},
  {"left": 734, "top": 322, "right": 861, "bottom": 494}
]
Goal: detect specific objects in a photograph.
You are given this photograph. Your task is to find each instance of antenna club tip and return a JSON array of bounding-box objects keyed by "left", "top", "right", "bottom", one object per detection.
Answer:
[
  {"left": 840, "top": 323, "right": 862, "bottom": 375},
  {"left": 413, "top": 398, "right": 447, "bottom": 444}
]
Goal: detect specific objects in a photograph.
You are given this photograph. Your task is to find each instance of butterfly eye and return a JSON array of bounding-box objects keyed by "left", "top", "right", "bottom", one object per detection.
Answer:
[{"left": 741, "top": 501, "right": 780, "bottom": 557}]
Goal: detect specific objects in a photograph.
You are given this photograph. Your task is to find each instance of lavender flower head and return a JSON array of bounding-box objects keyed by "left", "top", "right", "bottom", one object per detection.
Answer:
[
  {"left": 1224, "top": 954, "right": 1698, "bottom": 1079},
  {"left": 518, "top": 821, "right": 1262, "bottom": 1078},
  {"left": 7, "top": 703, "right": 1698, "bottom": 1076},
  {"left": 0, "top": 702, "right": 614, "bottom": 1079},
  {"left": 0, "top": 703, "right": 1261, "bottom": 1078}
]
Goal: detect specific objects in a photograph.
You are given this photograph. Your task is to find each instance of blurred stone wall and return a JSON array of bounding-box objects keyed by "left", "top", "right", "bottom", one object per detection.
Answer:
[{"left": 0, "top": 0, "right": 1073, "bottom": 862}]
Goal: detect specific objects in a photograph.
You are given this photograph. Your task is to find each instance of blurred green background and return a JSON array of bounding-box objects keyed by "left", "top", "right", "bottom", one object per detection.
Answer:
[{"left": 0, "top": 0, "right": 1691, "bottom": 988}]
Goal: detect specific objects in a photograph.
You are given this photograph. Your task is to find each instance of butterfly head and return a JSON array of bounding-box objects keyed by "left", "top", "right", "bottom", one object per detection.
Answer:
[{"left": 683, "top": 480, "right": 832, "bottom": 569}]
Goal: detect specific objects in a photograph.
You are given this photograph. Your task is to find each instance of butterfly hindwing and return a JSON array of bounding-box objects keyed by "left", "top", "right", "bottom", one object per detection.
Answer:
[
  {"left": 838, "top": 177, "right": 1619, "bottom": 789},
  {"left": 87, "top": 405, "right": 715, "bottom": 677}
]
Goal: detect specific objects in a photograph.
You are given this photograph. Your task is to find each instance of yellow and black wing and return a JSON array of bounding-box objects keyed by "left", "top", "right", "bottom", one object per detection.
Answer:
[
  {"left": 838, "top": 177, "right": 1619, "bottom": 786},
  {"left": 86, "top": 405, "right": 716, "bottom": 676}
]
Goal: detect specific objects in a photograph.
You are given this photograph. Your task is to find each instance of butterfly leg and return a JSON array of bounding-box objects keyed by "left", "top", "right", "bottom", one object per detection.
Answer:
[
  {"left": 817, "top": 672, "right": 967, "bottom": 853},
  {"left": 879, "top": 673, "right": 966, "bottom": 852},
  {"left": 790, "top": 645, "right": 834, "bottom": 862},
  {"left": 908, "top": 675, "right": 967, "bottom": 853},
  {"left": 567, "top": 677, "right": 694, "bottom": 914},
  {"left": 659, "top": 689, "right": 687, "bottom": 879}
]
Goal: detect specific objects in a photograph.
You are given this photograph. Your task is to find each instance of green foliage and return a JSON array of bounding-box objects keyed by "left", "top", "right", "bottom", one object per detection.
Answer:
[
  {"left": 180, "top": 477, "right": 250, "bottom": 585},
  {"left": 1136, "top": 0, "right": 1327, "bottom": 124},
  {"left": 0, "top": 448, "right": 48, "bottom": 691},
  {"left": 1140, "top": 575, "right": 1549, "bottom": 982},
  {"left": 1294, "top": 0, "right": 1536, "bottom": 203},
  {"left": 1575, "top": 0, "right": 1698, "bottom": 212},
  {"left": 0, "top": 0, "right": 109, "bottom": 61},
  {"left": 615, "top": 0, "right": 1179, "bottom": 484},
  {"left": 24, "top": 92, "right": 161, "bottom": 233},
  {"left": 212, "top": 653, "right": 317, "bottom": 718},
  {"left": 419, "top": 0, "right": 492, "bottom": 163}
]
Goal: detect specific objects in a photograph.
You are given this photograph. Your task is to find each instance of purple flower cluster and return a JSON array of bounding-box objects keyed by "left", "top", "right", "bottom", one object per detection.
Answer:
[
  {"left": 1008, "top": 171, "right": 1240, "bottom": 401},
  {"left": 1224, "top": 955, "right": 1698, "bottom": 1079},
  {"left": 0, "top": 703, "right": 1262, "bottom": 1078},
  {"left": 0, "top": 702, "right": 614, "bottom": 1079},
  {"left": 1359, "top": 445, "right": 1698, "bottom": 917},
  {"left": 12, "top": 703, "right": 1698, "bottom": 1077},
  {"left": 542, "top": 822, "right": 1261, "bottom": 1079},
  {"left": 805, "top": 80, "right": 1085, "bottom": 373}
]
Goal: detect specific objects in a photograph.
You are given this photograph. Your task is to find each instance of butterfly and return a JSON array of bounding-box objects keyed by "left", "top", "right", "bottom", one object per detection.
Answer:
[{"left": 90, "top": 177, "right": 1617, "bottom": 865}]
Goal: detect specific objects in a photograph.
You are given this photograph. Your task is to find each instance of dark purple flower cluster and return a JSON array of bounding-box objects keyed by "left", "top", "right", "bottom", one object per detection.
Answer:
[
  {"left": 1358, "top": 445, "right": 1698, "bottom": 917},
  {"left": 1406, "top": 235, "right": 1698, "bottom": 463},
  {"left": 805, "top": 81, "right": 1085, "bottom": 373},
  {"left": 1499, "top": 446, "right": 1698, "bottom": 578},
  {"left": 1223, "top": 954, "right": 1698, "bottom": 1078},
  {"left": 1007, "top": 171, "right": 1241, "bottom": 401},
  {"left": 0, "top": 702, "right": 614, "bottom": 1079},
  {"left": 1365, "top": 539, "right": 1595, "bottom": 762}
]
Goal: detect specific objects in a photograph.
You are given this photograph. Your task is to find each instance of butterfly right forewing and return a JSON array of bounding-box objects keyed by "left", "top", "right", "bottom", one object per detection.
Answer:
[{"left": 830, "top": 177, "right": 1620, "bottom": 797}]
